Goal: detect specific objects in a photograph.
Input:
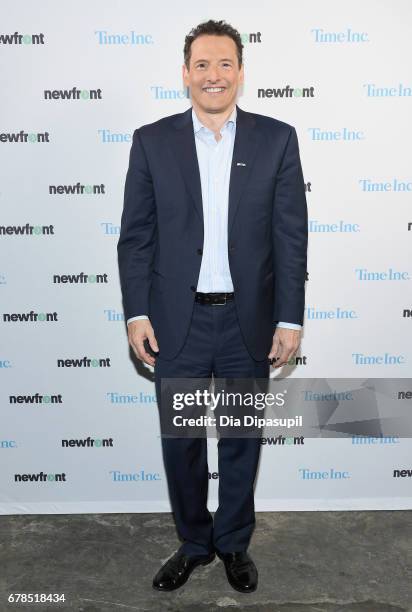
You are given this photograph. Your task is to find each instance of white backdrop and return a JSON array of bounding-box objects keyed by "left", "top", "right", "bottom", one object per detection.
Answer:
[{"left": 1, "top": 0, "right": 411, "bottom": 514}]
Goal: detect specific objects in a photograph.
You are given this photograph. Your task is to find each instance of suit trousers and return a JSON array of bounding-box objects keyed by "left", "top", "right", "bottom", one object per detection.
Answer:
[{"left": 154, "top": 298, "right": 270, "bottom": 556}]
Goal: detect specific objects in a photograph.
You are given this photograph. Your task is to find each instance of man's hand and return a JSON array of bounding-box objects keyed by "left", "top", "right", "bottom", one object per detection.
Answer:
[
  {"left": 127, "top": 319, "right": 159, "bottom": 367},
  {"left": 268, "top": 327, "right": 301, "bottom": 368}
]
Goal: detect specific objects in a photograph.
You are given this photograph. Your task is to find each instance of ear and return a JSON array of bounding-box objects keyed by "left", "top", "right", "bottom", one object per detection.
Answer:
[
  {"left": 239, "top": 63, "right": 245, "bottom": 84},
  {"left": 182, "top": 63, "right": 189, "bottom": 87}
]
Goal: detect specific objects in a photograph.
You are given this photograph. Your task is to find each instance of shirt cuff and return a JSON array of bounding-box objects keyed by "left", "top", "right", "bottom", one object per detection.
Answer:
[
  {"left": 276, "top": 321, "right": 302, "bottom": 330},
  {"left": 127, "top": 315, "right": 149, "bottom": 325}
]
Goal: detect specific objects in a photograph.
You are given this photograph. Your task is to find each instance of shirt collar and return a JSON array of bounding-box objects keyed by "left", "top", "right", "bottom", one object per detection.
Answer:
[{"left": 192, "top": 105, "right": 237, "bottom": 134}]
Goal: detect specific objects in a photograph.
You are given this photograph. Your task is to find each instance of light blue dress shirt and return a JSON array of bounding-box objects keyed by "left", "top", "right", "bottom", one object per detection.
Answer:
[
  {"left": 193, "top": 105, "right": 236, "bottom": 292},
  {"left": 127, "top": 106, "right": 301, "bottom": 331}
]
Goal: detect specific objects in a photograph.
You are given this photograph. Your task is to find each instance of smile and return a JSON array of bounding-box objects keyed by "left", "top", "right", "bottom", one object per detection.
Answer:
[{"left": 203, "top": 87, "right": 225, "bottom": 93}]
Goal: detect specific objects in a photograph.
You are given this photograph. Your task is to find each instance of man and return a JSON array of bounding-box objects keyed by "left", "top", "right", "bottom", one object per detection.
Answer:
[{"left": 117, "top": 20, "right": 307, "bottom": 593}]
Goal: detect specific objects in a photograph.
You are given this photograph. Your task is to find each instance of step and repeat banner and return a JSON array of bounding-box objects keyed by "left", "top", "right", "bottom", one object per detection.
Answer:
[{"left": 1, "top": 0, "right": 411, "bottom": 514}]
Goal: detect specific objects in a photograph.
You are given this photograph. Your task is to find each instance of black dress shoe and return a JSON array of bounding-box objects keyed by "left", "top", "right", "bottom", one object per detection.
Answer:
[
  {"left": 152, "top": 550, "right": 215, "bottom": 591},
  {"left": 217, "top": 551, "right": 258, "bottom": 593}
]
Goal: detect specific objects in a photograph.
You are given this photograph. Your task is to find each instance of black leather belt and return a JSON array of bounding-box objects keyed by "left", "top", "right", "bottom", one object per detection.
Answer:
[{"left": 195, "top": 292, "right": 234, "bottom": 305}]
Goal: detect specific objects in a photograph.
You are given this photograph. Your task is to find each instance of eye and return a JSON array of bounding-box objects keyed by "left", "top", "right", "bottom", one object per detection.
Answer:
[{"left": 196, "top": 63, "right": 206, "bottom": 69}]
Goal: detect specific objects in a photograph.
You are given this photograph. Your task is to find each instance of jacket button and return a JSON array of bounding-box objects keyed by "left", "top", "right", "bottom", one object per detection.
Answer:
[
  {"left": 197, "top": 248, "right": 202, "bottom": 255},
  {"left": 190, "top": 286, "right": 196, "bottom": 292},
  {"left": 229, "top": 245, "right": 235, "bottom": 252}
]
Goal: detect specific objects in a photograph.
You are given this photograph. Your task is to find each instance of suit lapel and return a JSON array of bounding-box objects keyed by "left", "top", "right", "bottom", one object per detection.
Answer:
[
  {"left": 228, "top": 105, "right": 259, "bottom": 237},
  {"left": 172, "top": 108, "right": 203, "bottom": 223},
  {"left": 171, "top": 105, "right": 259, "bottom": 234}
]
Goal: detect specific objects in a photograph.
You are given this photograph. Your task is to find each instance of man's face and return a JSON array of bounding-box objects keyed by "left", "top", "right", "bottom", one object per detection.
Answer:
[{"left": 183, "top": 34, "right": 244, "bottom": 114}]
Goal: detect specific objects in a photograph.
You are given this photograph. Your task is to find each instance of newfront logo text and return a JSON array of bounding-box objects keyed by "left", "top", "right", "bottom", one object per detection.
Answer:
[
  {"left": 57, "top": 356, "right": 111, "bottom": 368},
  {"left": 53, "top": 273, "right": 108, "bottom": 284},
  {"left": 44, "top": 87, "right": 102, "bottom": 101},
  {"left": 9, "top": 393, "right": 62, "bottom": 404},
  {"left": 62, "top": 436, "right": 113, "bottom": 448},
  {"left": 3, "top": 311, "right": 58, "bottom": 323},
  {"left": 0, "top": 32, "right": 45, "bottom": 44},
  {"left": 14, "top": 471, "right": 66, "bottom": 482},
  {"left": 0, "top": 131, "right": 50, "bottom": 143},
  {"left": 0, "top": 224, "right": 54, "bottom": 236},
  {"left": 258, "top": 85, "right": 315, "bottom": 99},
  {"left": 49, "top": 182, "right": 105, "bottom": 195}
]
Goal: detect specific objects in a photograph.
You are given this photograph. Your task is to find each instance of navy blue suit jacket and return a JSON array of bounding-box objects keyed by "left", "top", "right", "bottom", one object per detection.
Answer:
[{"left": 117, "top": 105, "right": 308, "bottom": 361}]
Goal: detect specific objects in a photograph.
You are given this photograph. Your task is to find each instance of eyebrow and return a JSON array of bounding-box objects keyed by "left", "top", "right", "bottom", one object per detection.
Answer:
[{"left": 194, "top": 58, "right": 234, "bottom": 64}]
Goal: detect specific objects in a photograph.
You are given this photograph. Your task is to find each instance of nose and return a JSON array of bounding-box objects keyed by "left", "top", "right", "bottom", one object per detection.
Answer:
[{"left": 206, "top": 65, "right": 220, "bottom": 83}]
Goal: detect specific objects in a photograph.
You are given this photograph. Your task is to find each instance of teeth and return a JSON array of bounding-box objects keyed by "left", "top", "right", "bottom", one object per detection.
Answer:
[{"left": 204, "top": 87, "right": 224, "bottom": 92}]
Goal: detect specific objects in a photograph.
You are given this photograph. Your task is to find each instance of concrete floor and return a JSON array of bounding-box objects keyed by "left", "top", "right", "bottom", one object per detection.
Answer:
[{"left": 0, "top": 511, "right": 411, "bottom": 611}]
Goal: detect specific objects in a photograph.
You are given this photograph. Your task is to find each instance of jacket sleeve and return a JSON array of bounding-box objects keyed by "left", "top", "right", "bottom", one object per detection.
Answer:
[
  {"left": 117, "top": 129, "right": 157, "bottom": 321},
  {"left": 272, "top": 127, "right": 308, "bottom": 325}
]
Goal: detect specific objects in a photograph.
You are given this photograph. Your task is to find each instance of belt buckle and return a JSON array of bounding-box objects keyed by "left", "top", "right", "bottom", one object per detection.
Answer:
[{"left": 212, "top": 294, "right": 227, "bottom": 306}]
